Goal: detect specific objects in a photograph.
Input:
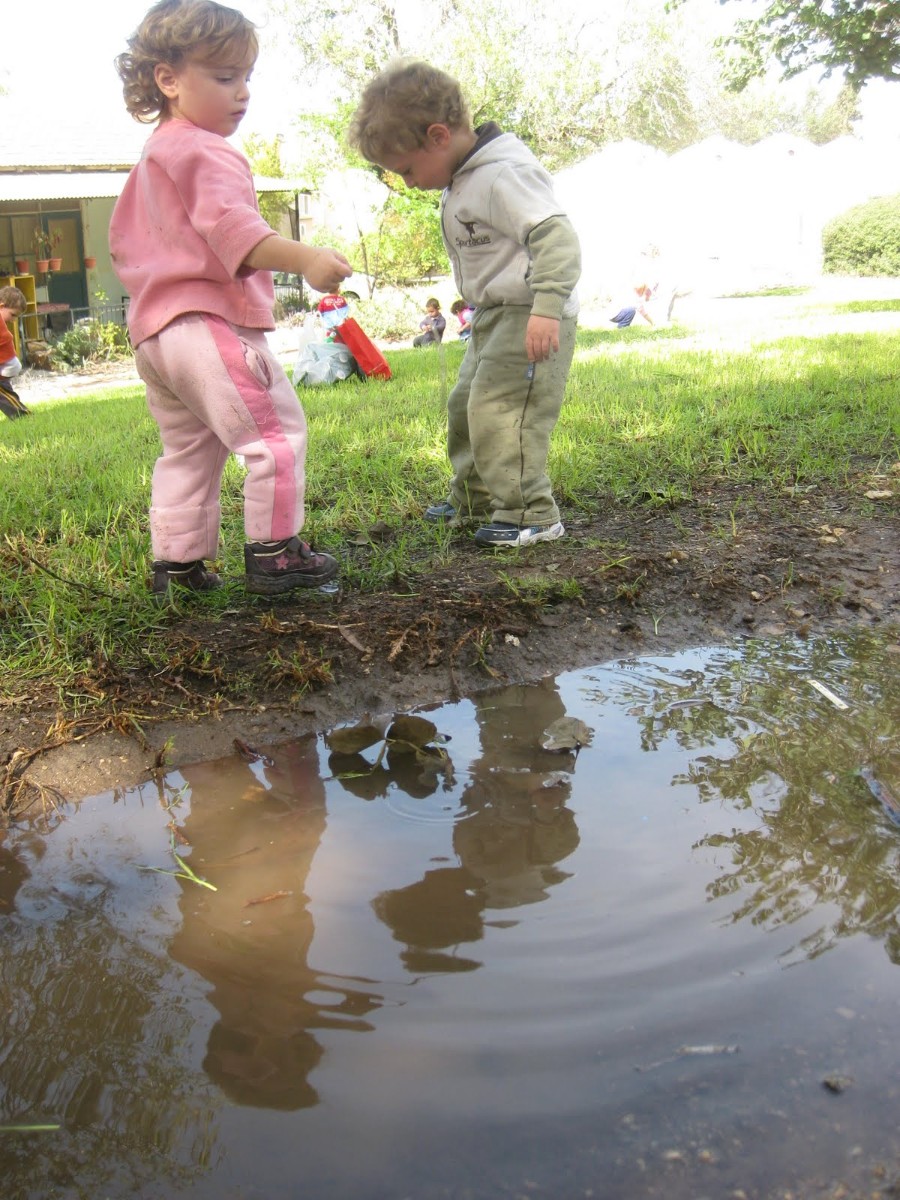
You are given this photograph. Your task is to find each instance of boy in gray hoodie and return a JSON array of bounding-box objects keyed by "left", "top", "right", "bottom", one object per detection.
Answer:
[{"left": 349, "top": 60, "right": 581, "bottom": 548}]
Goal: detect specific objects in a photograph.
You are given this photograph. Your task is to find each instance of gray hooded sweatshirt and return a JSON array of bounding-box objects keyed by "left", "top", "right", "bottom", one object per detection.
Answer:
[{"left": 441, "top": 123, "right": 580, "bottom": 322}]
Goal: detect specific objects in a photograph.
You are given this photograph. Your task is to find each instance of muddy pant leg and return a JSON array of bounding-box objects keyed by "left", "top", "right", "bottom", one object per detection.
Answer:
[
  {"left": 467, "top": 307, "right": 576, "bottom": 527},
  {"left": 199, "top": 318, "right": 307, "bottom": 543},
  {"left": 446, "top": 335, "right": 492, "bottom": 517},
  {"left": 138, "top": 315, "right": 307, "bottom": 562},
  {"left": 138, "top": 341, "right": 230, "bottom": 562}
]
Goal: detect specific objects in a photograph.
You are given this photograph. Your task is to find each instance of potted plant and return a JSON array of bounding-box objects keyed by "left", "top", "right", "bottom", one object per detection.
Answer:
[
  {"left": 83, "top": 214, "right": 96, "bottom": 270},
  {"left": 15, "top": 257, "right": 29, "bottom": 274},
  {"left": 33, "top": 227, "right": 51, "bottom": 272},
  {"left": 48, "top": 227, "right": 63, "bottom": 271}
]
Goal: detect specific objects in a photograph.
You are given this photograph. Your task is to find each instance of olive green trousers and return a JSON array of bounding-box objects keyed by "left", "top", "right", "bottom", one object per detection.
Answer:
[{"left": 445, "top": 304, "right": 576, "bottom": 527}]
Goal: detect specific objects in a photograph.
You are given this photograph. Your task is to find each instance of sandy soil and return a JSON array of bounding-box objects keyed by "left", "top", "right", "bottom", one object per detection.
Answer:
[{"left": 3, "top": 280, "right": 898, "bottom": 809}]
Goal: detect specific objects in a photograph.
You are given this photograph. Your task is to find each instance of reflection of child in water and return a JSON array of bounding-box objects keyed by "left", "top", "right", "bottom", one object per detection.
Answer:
[
  {"left": 453, "top": 679, "right": 580, "bottom": 908},
  {"left": 369, "top": 679, "right": 581, "bottom": 972},
  {"left": 168, "top": 735, "right": 380, "bottom": 1110}
]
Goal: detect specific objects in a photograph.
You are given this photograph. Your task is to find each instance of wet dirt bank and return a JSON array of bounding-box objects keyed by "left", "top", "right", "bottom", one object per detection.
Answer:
[{"left": 3, "top": 472, "right": 897, "bottom": 809}]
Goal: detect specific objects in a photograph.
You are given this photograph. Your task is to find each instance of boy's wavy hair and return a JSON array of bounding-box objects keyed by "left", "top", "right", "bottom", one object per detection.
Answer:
[
  {"left": 0, "top": 286, "right": 27, "bottom": 313},
  {"left": 116, "top": 0, "right": 258, "bottom": 123},
  {"left": 348, "top": 59, "right": 471, "bottom": 163}
]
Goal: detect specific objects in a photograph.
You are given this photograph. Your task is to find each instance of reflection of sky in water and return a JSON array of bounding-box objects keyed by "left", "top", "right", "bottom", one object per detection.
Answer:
[{"left": 1, "top": 631, "right": 898, "bottom": 1200}]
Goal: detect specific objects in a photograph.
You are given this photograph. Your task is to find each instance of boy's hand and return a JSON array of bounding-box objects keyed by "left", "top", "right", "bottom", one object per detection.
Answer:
[
  {"left": 526, "top": 315, "right": 560, "bottom": 363},
  {"left": 303, "top": 247, "right": 353, "bottom": 294}
]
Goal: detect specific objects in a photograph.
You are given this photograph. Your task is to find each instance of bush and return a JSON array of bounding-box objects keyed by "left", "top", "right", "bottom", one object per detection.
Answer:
[
  {"left": 50, "top": 319, "right": 132, "bottom": 369},
  {"left": 822, "top": 193, "right": 900, "bottom": 276},
  {"left": 351, "top": 292, "right": 421, "bottom": 342}
]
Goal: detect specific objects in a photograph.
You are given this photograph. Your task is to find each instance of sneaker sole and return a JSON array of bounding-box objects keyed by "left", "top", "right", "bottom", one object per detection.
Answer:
[
  {"left": 245, "top": 564, "right": 340, "bottom": 595},
  {"left": 474, "top": 523, "right": 565, "bottom": 548}
]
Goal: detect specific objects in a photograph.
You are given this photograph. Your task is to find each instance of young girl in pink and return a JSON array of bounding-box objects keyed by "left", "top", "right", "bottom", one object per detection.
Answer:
[{"left": 110, "top": 0, "right": 351, "bottom": 598}]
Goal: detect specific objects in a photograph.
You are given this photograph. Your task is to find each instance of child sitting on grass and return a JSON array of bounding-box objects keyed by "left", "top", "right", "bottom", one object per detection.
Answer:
[{"left": 413, "top": 297, "right": 446, "bottom": 347}]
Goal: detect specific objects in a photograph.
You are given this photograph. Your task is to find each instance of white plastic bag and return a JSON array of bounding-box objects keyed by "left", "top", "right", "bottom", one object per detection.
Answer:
[{"left": 294, "top": 340, "right": 358, "bottom": 386}]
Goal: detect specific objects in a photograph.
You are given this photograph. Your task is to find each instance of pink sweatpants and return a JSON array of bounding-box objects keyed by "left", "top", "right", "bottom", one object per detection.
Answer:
[{"left": 135, "top": 313, "right": 307, "bottom": 563}]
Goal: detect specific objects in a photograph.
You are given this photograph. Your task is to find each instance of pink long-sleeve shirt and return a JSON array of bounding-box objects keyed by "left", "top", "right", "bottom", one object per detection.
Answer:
[{"left": 109, "top": 119, "right": 276, "bottom": 347}]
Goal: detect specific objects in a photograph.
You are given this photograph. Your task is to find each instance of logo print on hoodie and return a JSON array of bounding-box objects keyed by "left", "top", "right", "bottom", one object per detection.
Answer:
[{"left": 455, "top": 216, "right": 491, "bottom": 248}]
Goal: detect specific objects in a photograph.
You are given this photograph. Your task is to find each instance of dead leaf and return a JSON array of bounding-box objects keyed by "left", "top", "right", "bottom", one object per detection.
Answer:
[
  {"left": 233, "top": 737, "right": 267, "bottom": 762},
  {"left": 864, "top": 489, "right": 893, "bottom": 500},
  {"left": 338, "top": 625, "right": 370, "bottom": 654},
  {"left": 387, "top": 714, "right": 438, "bottom": 748},
  {"left": 325, "top": 721, "right": 386, "bottom": 754},
  {"left": 541, "top": 716, "right": 594, "bottom": 752}
]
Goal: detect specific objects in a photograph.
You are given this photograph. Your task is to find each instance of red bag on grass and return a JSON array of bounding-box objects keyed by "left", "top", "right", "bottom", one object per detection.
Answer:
[{"left": 333, "top": 317, "right": 392, "bottom": 380}]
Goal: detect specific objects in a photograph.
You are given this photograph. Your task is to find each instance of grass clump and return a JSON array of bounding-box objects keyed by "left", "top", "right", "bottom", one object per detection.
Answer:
[{"left": 832, "top": 298, "right": 900, "bottom": 315}]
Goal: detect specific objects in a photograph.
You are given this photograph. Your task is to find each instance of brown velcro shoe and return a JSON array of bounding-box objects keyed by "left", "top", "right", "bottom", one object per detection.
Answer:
[{"left": 244, "top": 537, "right": 339, "bottom": 595}]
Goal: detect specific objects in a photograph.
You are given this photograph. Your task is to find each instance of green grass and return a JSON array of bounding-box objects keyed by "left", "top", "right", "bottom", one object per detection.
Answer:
[
  {"left": 831, "top": 298, "right": 900, "bottom": 315},
  {"left": 718, "top": 286, "right": 812, "bottom": 299},
  {"left": 0, "top": 325, "right": 898, "bottom": 703}
]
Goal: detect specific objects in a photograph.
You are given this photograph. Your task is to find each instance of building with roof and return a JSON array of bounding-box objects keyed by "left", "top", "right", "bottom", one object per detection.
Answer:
[{"left": 0, "top": 114, "right": 311, "bottom": 332}]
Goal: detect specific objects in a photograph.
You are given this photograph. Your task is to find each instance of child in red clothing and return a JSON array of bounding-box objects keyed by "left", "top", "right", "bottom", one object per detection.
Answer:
[
  {"left": 110, "top": 0, "right": 351, "bottom": 599},
  {"left": 0, "top": 286, "right": 30, "bottom": 420}
]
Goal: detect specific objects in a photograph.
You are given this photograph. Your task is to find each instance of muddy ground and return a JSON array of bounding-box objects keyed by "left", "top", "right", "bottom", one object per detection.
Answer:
[
  {"left": 3, "top": 473, "right": 896, "bottom": 809},
  {"left": 3, "top": 283, "right": 899, "bottom": 809}
]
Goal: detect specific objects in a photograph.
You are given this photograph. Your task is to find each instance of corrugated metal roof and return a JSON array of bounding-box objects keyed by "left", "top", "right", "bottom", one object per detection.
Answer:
[
  {"left": 0, "top": 173, "right": 130, "bottom": 201},
  {"left": 0, "top": 115, "right": 149, "bottom": 170},
  {"left": 0, "top": 173, "right": 307, "bottom": 202}
]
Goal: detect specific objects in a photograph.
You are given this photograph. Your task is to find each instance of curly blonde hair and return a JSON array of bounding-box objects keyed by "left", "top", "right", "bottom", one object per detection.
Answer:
[
  {"left": 348, "top": 59, "right": 471, "bottom": 163},
  {"left": 116, "top": 0, "right": 258, "bottom": 124},
  {"left": 0, "top": 286, "right": 27, "bottom": 314}
]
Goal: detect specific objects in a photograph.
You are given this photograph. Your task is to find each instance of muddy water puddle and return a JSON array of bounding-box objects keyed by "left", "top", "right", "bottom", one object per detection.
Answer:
[{"left": 2, "top": 631, "right": 899, "bottom": 1199}]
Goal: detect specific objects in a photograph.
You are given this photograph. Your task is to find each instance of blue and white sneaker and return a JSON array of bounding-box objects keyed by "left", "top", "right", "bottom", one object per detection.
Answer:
[
  {"left": 425, "top": 501, "right": 490, "bottom": 526},
  {"left": 424, "top": 501, "right": 458, "bottom": 522},
  {"left": 473, "top": 520, "right": 565, "bottom": 548}
]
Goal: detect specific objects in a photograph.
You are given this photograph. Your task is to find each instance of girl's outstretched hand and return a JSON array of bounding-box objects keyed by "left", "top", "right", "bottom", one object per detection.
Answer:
[
  {"left": 243, "top": 236, "right": 352, "bottom": 294},
  {"left": 303, "top": 247, "right": 353, "bottom": 294}
]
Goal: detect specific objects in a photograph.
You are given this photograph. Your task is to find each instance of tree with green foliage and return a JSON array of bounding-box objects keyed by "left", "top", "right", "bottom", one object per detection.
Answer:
[
  {"left": 272, "top": 0, "right": 711, "bottom": 169},
  {"left": 265, "top": 0, "right": 858, "bottom": 291},
  {"left": 242, "top": 133, "right": 298, "bottom": 233},
  {"left": 670, "top": 0, "right": 900, "bottom": 91},
  {"left": 274, "top": 0, "right": 857, "bottom": 160}
]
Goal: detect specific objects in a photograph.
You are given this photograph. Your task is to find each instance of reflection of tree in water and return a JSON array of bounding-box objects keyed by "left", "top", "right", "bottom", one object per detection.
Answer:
[
  {"left": 0, "top": 859, "right": 214, "bottom": 1197},
  {"left": 365, "top": 679, "right": 582, "bottom": 973},
  {"left": 169, "top": 734, "right": 383, "bottom": 1110},
  {"left": 612, "top": 633, "right": 900, "bottom": 962}
]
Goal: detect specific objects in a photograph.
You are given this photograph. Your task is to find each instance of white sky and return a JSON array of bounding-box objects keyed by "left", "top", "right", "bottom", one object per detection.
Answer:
[
  {"left": 0, "top": 0, "right": 302, "bottom": 142},
  {"left": 2, "top": 0, "right": 897, "bottom": 145}
]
